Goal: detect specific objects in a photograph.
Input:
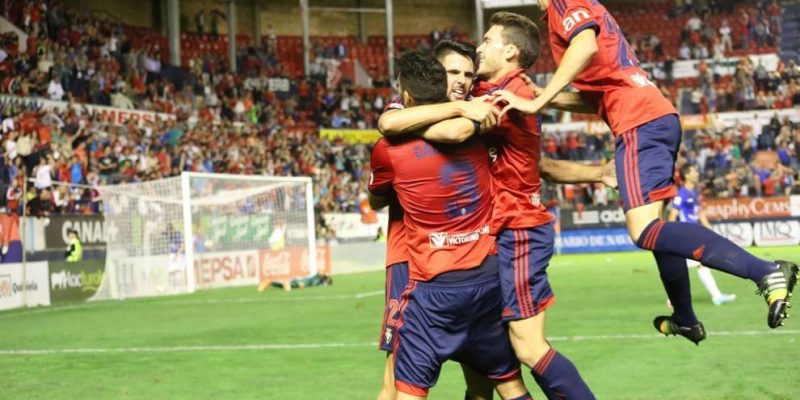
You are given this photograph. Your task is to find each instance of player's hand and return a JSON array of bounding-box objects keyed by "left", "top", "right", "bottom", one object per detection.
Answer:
[
  {"left": 490, "top": 90, "right": 542, "bottom": 120},
  {"left": 457, "top": 100, "right": 496, "bottom": 123},
  {"left": 478, "top": 113, "right": 499, "bottom": 133},
  {"left": 520, "top": 74, "right": 544, "bottom": 97},
  {"left": 602, "top": 159, "right": 618, "bottom": 189}
]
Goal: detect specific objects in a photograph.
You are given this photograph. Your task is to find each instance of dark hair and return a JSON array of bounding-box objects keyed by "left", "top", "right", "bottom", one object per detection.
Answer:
[
  {"left": 433, "top": 39, "right": 477, "bottom": 66},
  {"left": 679, "top": 163, "right": 696, "bottom": 180},
  {"left": 489, "top": 11, "right": 541, "bottom": 69},
  {"left": 395, "top": 51, "right": 448, "bottom": 105}
]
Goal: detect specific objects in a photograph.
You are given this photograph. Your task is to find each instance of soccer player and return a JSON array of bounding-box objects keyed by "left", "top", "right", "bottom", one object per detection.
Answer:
[
  {"left": 381, "top": 25, "right": 611, "bottom": 397},
  {"left": 370, "top": 51, "right": 533, "bottom": 400},
  {"left": 669, "top": 164, "right": 736, "bottom": 306},
  {"left": 491, "top": 0, "right": 798, "bottom": 342},
  {"left": 373, "top": 40, "right": 495, "bottom": 400}
]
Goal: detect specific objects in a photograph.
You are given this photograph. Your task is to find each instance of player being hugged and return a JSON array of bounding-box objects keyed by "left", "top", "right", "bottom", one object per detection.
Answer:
[
  {"left": 491, "top": 0, "right": 798, "bottom": 342},
  {"left": 369, "top": 51, "right": 533, "bottom": 400}
]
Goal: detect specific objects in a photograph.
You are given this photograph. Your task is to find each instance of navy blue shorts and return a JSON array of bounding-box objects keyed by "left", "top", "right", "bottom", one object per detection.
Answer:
[
  {"left": 379, "top": 262, "right": 409, "bottom": 352},
  {"left": 497, "top": 222, "right": 556, "bottom": 322},
  {"left": 393, "top": 256, "right": 521, "bottom": 397},
  {"left": 615, "top": 114, "right": 681, "bottom": 211}
]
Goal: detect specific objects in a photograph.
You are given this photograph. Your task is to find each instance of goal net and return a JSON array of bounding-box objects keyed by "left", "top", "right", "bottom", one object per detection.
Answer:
[{"left": 94, "top": 172, "right": 316, "bottom": 299}]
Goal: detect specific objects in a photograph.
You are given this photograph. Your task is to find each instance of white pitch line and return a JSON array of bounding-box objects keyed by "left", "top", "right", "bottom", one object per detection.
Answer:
[
  {"left": 2, "top": 329, "right": 798, "bottom": 356},
  {"left": 0, "top": 290, "right": 385, "bottom": 319},
  {"left": 153, "top": 290, "right": 384, "bottom": 305}
]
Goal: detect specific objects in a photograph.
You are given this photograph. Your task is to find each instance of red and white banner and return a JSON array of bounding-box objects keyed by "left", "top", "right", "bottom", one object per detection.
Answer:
[
  {"left": 0, "top": 94, "right": 175, "bottom": 127},
  {"left": 259, "top": 246, "right": 332, "bottom": 282},
  {"left": 704, "top": 197, "right": 793, "bottom": 221},
  {"left": 194, "top": 250, "right": 260, "bottom": 289}
]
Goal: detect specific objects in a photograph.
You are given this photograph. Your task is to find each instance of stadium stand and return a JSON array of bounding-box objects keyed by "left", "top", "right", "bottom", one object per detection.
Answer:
[{"left": 0, "top": 0, "right": 796, "bottom": 232}]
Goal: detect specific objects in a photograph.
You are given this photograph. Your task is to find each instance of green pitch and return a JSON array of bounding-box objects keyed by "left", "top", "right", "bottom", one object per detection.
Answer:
[{"left": 2, "top": 247, "right": 799, "bottom": 399}]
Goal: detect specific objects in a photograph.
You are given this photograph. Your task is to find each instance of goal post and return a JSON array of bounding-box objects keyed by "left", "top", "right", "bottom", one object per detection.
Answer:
[{"left": 95, "top": 172, "right": 317, "bottom": 299}]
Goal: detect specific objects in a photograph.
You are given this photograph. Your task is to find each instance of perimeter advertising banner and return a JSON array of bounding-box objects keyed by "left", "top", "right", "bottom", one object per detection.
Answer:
[
  {"left": 259, "top": 246, "right": 332, "bottom": 282},
  {"left": 44, "top": 215, "right": 110, "bottom": 249},
  {"left": 194, "top": 250, "right": 261, "bottom": 289},
  {"left": 0, "top": 262, "right": 50, "bottom": 311},
  {"left": 560, "top": 205, "right": 627, "bottom": 229},
  {"left": 555, "top": 228, "right": 638, "bottom": 254},
  {"left": 703, "top": 196, "right": 795, "bottom": 222},
  {"left": 48, "top": 260, "right": 106, "bottom": 304}
]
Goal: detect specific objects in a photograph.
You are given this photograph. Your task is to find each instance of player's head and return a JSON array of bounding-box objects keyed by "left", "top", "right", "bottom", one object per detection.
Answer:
[
  {"left": 477, "top": 12, "right": 541, "bottom": 80},
  {"left": 433, "top": 40, "right": 477, "bottom": 101},
  {"left": 395, "top": 51, "right": 448, "bottom": 107},
  {"left": 680, "top": 164, "right": 699, "bottom": 184}
]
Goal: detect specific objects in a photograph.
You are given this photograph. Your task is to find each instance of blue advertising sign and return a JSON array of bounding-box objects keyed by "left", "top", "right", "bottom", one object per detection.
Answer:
[{"left": 555, "top": 228, "right": 638, "bottom": 254}]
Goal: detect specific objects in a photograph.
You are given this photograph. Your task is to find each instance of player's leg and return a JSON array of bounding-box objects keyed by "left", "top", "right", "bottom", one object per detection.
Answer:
[
  {"left": 651, "top": 252, "right": 706, "bottom": 345},
  {"left": 394, "top": 280, "right": 469, "bottom": 400},
  {"left": 619, "top": 114, "right": 796, "bottom": 328},
  {"left": 460, "top": 364, "right": 495, "bottom": 400},
  {"left": 377, "top": 353, "right": 396, "bottom": 400},
  {"left": 377, "top": 263, "right": 409, "bottom": 400},
  {"left": 455, "top": 261, "right": 531, "bottom": 400},
  {"left": 497, "top": 226, "right": 594, "bottom": 399}
]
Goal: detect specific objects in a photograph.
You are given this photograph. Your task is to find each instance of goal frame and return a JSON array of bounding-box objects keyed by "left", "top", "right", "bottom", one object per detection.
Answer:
[{"left": 180, "top": 172, "right": 317, "bottom": 293}]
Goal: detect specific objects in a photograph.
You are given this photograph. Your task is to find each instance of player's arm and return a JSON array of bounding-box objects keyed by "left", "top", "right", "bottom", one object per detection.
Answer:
[
  {"left": 667, "top": 196, "right": 682, "bottom": 221},
  {"left": 699, "top": 209, "right": 713, "bottom": 229},
  {"left": 492, "top": 29, "right": 599, "bottom": 118},
  {"left": 539, "top": 157, "right": 617, "bottom": 188},
  {"left": 668, "top": 207, "right": 680, "bottom": 222},
  {"left": 377, "top": 101, "right": 495, "bottom": 136},
  {"left": 521, "top": 74, "right": 595, "bottom": 114},
  {"left": 416, "top": 117, "right": 494, "bottom": 144},
  {"left": 368, "top": 192, "right": 392, "bottom": 210},
  {"left": 368, "top": 139, "right": 396, "bottom": 208}
]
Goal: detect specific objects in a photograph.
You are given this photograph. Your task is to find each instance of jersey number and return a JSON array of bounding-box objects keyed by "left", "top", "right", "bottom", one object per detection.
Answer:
[
  {"left": 603, "top": 13, "right": 639, "bottom": 68},
  {"left": 439, "top": 160, "right": 480, "bottom": 219}
]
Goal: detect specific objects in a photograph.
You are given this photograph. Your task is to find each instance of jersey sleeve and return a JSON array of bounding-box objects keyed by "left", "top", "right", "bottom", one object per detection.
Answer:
[
  {"left": 551, "top": 0, "right": 603, "bottom": 43},
  {"left": 369, "top": 139, "right": 395, "bottom": 196},
  {"left": 383, "top": 96, "right": 405, "bottom": 113}
]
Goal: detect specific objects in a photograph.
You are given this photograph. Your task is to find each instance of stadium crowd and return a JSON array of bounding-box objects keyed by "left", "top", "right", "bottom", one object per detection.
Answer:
[{"left": 0, "top": 0, "right": 796, "bottom": 223}]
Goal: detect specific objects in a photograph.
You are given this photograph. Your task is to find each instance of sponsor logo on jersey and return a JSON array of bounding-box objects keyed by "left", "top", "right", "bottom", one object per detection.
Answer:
[
  {"left": 562, "top": 9, "right": 591, "bottom": 34},
  {"left": 428, "top": 225, "right": 490, "bottom": 249}
]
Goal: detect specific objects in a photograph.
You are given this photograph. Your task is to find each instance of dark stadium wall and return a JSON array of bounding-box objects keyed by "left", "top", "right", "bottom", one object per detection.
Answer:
[
  {"left": 60, "top": 0, "right": 156, "bottom": 29},
  {"left": 62, "top": 0, "right": 473, "bottom": 38}
]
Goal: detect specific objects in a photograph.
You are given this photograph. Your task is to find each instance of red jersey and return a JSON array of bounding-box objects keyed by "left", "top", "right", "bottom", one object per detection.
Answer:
[
  {"left": 545, "top": 0, "right": 677, "bottom": 135},
  {"left": 369, "top": 136, "right": 494, "bottom": 281},
  {"left": 385, "top": 200, "right": 409, "bottom": 267},
  {"left": 472, "top": 70, "right": 554, "bottom": 233}
]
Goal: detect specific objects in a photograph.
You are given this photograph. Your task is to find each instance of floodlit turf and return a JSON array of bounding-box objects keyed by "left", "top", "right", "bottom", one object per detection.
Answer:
[{"left": 2, "top": 247, "right": 800, "bottom": 399}]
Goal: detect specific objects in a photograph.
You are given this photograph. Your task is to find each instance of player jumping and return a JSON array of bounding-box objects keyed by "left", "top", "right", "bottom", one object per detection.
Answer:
[{"left": 490, "top": 0, "right": 797, "bottom": 344}]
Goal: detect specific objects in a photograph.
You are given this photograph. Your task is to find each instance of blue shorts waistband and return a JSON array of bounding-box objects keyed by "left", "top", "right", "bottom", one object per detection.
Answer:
[{"left": 418, "top": 255, "right": 498, "bottom": 287}]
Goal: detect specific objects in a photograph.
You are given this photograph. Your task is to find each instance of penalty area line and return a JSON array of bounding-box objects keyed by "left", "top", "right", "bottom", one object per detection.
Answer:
[{"left": 2, "top": 329, "right": 799, "bottom": 356}]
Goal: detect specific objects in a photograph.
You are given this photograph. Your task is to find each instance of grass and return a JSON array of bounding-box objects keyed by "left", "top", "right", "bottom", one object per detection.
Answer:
[{"left": 1, "top": 247, "right": 799, "bottom": 399}]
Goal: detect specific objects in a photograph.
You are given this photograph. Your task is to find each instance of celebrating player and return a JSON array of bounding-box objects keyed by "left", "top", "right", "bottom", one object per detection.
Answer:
[
  {"left": 380, "top": 17, "right": 608, "bottom": 397},
  {"left": 669, "top": 164, "right": 736, "bottom": 306},
  {"left": 369, "top": 51, "right": 533, "bottom": 400},
  {"left": 490, "top": 0, "right": 797, "bottom": 343},
  {"left": 373, "top": 40, "right": 495, "bottom": 400}
]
